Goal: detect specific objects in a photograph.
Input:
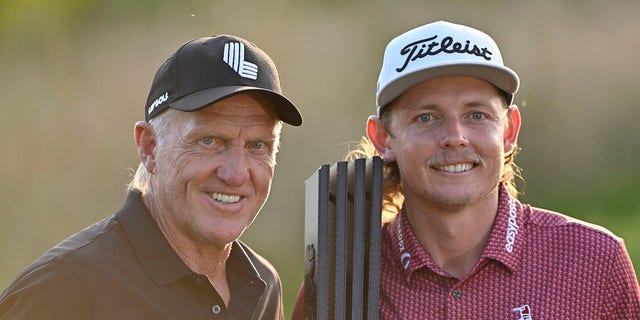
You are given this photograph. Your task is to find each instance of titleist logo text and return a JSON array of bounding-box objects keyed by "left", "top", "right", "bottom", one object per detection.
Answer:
[{"left": 396, "top": 35, "right": 493, "bottom": 72}]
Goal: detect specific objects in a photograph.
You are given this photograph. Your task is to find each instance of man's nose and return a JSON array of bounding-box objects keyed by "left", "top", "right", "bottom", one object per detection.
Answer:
[
  {"left": 439, "top": 118, "right": 469, "bottom": 149},
  {"left": 216, "top": 147, "right": 250, "bottom": 187}
]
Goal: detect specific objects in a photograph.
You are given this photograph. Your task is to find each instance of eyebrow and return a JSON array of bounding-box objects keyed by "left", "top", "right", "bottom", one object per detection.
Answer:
[{"left": 409, "top": 101, "right": 491, "bottom": 110}]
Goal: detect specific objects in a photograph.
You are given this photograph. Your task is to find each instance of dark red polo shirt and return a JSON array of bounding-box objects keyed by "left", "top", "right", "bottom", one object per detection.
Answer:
[
  {"left": 380, "top": 185, "right": 640, "bottom": 319},
  {"left": 291, "top": 185, "right": 640, "bottom": 319}
]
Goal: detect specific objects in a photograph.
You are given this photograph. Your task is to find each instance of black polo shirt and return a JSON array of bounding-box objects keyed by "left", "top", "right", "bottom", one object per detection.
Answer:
[{"left": 0, "top": 191, "right": 284, "bottom": 319}]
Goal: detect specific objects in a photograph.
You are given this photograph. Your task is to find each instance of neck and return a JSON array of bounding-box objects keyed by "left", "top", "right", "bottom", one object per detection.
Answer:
[
  {"left": 143, "top": 195, "right": 233, "bottom": 305},
  {"left": 404, "top": 193, "right": 498, "bottom": 279}
]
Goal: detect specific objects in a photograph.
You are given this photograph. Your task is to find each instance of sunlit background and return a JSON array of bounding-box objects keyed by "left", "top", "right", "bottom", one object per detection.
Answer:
[{"left": 1, "top": 0, "right": 639, "bottom": 317}]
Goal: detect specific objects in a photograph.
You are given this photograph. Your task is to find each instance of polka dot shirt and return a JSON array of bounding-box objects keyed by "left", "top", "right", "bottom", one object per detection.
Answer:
[{"left": 379, "top": 185, "right": 640, "bottom": 319}]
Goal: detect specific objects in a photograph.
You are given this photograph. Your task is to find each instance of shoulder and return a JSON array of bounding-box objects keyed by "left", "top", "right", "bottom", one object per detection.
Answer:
[
  {"left": 27, "top": 215, "right": 120, "bottom": 273},
  {"left": 524, "top": 206, "right": 640, "bottom": 314},
  {"left": 0, "top": 246, "right": 103, "bottom": 318},
  {"left": 0, "top": 216, "right": 121, "bottom": 317},
  {"left": 525, "top": 205, "right": 626, "bottom": 254},
  {"left": 527, "top": 206, "right": 620, "bottom": 238}
]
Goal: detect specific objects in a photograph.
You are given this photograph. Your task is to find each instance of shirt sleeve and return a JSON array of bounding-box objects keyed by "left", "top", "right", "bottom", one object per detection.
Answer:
[
  {"left": 599, "top": 240, "right": 640, "bottom": 319},
  {"left": 0, "top": 261, "right": 94, "bottom": 319}
]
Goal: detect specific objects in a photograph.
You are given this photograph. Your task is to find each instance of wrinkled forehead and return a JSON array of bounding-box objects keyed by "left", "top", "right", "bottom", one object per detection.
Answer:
[{"left": 152, "top": 99, "right": 281, "bottom": 142}]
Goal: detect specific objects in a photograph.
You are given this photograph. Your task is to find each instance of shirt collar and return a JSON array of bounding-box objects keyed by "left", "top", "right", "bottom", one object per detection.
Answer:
[
  {"left": 114, "top": 191, "right": 264, "bottom": 286},
  {"left": 389, "top": 184, "right": 528, "bottom": 282},
  {"left": 389, "top": 209, "right": 442, "bottom": 282},
  {"left": 481, "top": 184, "right": 528, "bottom": 274},
  {"left": 227, "top": 241, "right": 267, "bottom": 289}
]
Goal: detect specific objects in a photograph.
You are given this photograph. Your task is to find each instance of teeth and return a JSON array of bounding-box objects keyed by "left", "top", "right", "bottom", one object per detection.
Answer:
[
  {"left": 438, "top": 163, "right": 473, "bottom": 173},
  {"left": 210, "top": 192, "right": 241, "bottom": 203}
]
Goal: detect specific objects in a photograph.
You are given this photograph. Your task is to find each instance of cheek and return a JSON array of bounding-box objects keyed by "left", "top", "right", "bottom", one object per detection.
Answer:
[
  {"left": 253, "top": 160, "right": 275, "bottom": 186},
  {"left": 242, "top": 152, "right": 275, "bottom": 182},
  {"left": 472, "top": 124, "right": 506, "bottom": 149},
  {"left": 394, "top": 131, "right": 432, "bottom": 160},
  {"left": 481, "top": 138, "right": 508, "bottom": 171},
  {"left": 158, "top": 150, "right": 210, "bottom": 186},
  {"left": 153, "top": 148, "right": 180, "bottom": 178}
]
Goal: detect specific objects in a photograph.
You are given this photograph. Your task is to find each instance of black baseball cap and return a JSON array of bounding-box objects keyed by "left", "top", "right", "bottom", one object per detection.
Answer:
[{"left": 145, "top": 35, "right": 302, "bottom": 126}]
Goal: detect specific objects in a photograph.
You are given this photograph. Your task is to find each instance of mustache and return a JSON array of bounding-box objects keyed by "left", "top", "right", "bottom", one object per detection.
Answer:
[{"left": 425, "top": 150, "right": 483, "bottom": 167}]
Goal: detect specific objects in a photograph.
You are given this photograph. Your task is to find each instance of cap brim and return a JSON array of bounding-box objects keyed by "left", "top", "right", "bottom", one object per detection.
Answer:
[
  {"left": 377, "top": 62, "right": 520, "bottom": 109},
  {"left": 169, "top": 86, "right": 302, "bottom": 126}
]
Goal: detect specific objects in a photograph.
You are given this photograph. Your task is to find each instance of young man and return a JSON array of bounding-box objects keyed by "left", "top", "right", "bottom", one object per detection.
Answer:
[
  {"left": 293, "top": 20, "right": 640, "bottom": 319},
  {"left": 0, "top": 34, "right": 302, "bottom": 319}
]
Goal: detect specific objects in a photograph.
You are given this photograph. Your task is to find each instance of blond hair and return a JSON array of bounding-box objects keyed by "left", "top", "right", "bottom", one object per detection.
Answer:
[{"left": 127, "top": 109, "right": 176, "bottom": 196}]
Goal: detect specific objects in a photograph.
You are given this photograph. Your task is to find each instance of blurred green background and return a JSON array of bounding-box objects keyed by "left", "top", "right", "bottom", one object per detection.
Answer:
[{"left": 1, "top": 0, "right": 639, "bottom": 317}]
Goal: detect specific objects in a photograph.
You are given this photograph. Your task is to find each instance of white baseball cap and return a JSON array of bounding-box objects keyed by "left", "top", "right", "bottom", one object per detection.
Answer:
[{"left": 376, "top": 21, "right": 520, "bottom": 114}]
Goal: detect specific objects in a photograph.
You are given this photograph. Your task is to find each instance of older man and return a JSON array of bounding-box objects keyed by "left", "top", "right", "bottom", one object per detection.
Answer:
[{"left": 0, "top": 34, "right": 301, "bottom": 319}]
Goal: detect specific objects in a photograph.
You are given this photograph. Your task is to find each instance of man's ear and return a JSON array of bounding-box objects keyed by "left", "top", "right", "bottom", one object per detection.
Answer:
[
  {"left": 366, "top": 115, "right": 396, "bottom": 162},
  {"left": 504, "top": 105, "right": 521, "bottom": 153},
  {"left": 134, "top": 121, "right": 157, "bottom": 174}
]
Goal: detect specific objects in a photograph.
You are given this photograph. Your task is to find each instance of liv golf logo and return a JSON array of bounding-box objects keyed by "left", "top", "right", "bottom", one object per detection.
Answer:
[{"left": 223, "top": 42, "right": 258, "bottom": 80}]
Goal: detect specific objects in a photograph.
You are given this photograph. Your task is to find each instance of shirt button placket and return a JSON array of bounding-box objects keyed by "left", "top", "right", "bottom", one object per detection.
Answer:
[
  {"left": 447, "top": 287, "right": 465, "bottom": 319},
  {"left": 211, "top": 304, "right": 222, "bottom": 314}
]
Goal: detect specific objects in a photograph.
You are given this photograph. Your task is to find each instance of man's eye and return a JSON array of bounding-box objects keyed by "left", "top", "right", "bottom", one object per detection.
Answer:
[
  {"left": 419, "top": 114, "right": 431, "bottom": 122},
  {"left": 251, "top": 141, "right": 266, "bottom": 150},
  {"left": 202, "top": 137, "right": 214, "bottom": 145},
  {"left": 471, "top": 112, "right": 485, "bottom": 120}
]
